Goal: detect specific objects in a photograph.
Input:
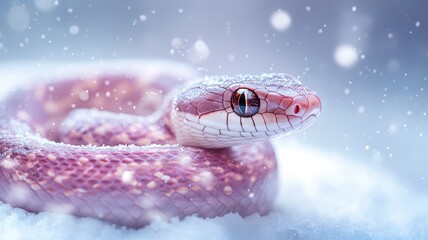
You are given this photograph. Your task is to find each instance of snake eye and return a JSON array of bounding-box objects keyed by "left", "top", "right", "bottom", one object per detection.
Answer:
[{"left": 231, "top": 88, "right": 260, "bottom": 117}]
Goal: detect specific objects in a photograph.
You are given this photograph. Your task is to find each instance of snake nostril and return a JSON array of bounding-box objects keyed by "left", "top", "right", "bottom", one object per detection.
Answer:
[{"left": 294, "top": 105, "right": 300, "bottom": 115}]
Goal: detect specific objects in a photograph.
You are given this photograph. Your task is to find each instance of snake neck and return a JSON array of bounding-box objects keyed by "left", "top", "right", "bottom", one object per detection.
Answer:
[
  {"left": 57, "top": 104, "right": 177, "bottom": 147},
  {"left": 0, "top": 74, "right": 184, "bottom": 147}
]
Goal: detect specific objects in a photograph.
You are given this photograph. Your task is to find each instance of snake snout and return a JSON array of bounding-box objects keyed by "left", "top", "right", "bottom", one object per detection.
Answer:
[
  {"left": 285, "top": 96, "right": 308, "bottom": 117},
  {"left": 285, "top": 94, "right": 321, "bottom": 118},
  {"left": 299, "top": 94, "right": 321, "bottom": 131},
  {"left": 303, "top": 94, "right": 322, "bottom": 120},
  {"left": 281, "top": 93, "right": 321, "bottom": 131}
]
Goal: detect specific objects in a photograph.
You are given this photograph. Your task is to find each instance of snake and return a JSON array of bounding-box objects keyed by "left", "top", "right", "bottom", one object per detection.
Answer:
[{"left": 0, "top": 61, "right": 321, "bottom": 228}]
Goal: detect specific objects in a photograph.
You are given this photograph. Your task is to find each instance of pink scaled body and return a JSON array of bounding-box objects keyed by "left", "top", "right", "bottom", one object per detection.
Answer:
[{"left": 0, "top": 62, "right": 320, "bottom": 228}]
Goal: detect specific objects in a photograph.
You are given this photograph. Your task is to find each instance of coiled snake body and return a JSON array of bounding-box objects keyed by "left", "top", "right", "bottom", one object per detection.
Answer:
[{"left": 0, "top": 62, "right": 321, "bottom": 228}]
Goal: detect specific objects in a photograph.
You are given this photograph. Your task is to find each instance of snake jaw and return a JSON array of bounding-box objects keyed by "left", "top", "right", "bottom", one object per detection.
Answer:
[{"left": 302, "top": 94, "right": 322, "bottom": 122}]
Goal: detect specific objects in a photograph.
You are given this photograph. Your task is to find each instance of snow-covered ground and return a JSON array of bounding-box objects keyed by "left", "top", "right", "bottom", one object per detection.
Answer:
[{"left": 1, "top": 138, "right": 426, "bottom": 240}]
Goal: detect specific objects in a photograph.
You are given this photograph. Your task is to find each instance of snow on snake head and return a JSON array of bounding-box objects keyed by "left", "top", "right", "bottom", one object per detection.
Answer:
[{"left": 172, "top": 73, "right": 321, "bottom": 148}]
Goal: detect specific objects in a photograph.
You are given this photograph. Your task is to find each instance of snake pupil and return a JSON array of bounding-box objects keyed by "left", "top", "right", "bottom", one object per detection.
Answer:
[
  {"left": 239, "top": 92, "right": 247, "bottom": 114},
  {"left": 231, "top": 88, "right": 260, "bottom": 117}
]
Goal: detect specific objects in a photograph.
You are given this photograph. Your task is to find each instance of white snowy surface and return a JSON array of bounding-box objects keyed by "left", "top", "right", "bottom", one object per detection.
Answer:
[{"left": 0, "top": 139, "right": 426, "bottom": 240}]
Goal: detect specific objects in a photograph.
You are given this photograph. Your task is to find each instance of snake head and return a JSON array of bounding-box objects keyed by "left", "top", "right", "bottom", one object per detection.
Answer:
[{"left": 171, "top": 73, "right": 321, "bottom": 149}]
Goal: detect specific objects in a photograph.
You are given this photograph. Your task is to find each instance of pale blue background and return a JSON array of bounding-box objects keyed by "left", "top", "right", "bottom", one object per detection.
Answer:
[{"left": 0, "top": 1, "right": 427, "bottom": 239}]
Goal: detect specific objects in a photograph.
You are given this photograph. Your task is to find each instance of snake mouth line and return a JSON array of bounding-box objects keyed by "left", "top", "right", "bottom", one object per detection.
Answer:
[{"left": 282, "top": 113, "right": 319, "bottom": 133}]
